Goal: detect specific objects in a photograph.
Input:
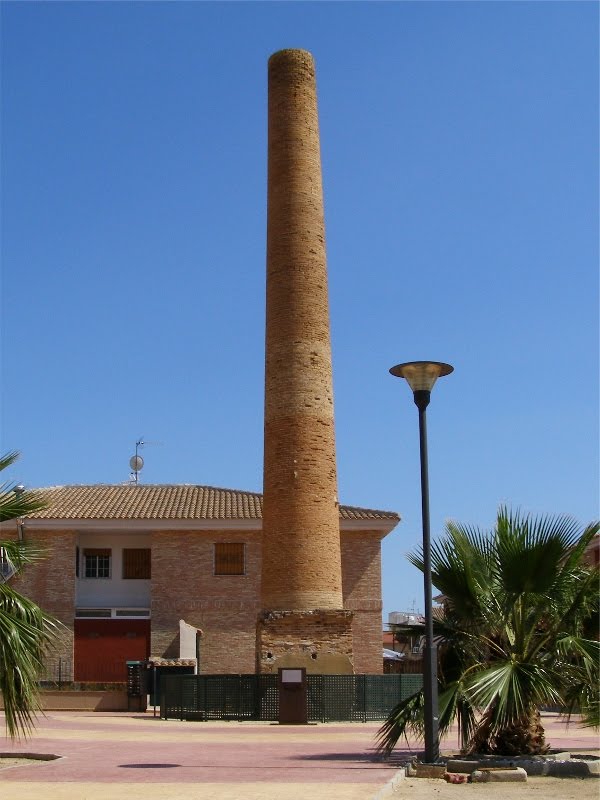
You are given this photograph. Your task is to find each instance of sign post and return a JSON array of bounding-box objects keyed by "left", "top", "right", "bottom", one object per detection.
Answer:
[{"left": 278, "top": 668, "right": 308, "bottom": 724}]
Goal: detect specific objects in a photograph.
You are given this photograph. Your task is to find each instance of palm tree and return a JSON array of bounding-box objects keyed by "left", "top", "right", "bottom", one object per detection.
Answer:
[
  {"left": 377, "top": 507, "right": 599, "bottom": 757},
  {"left": 0, "top": 451, "right": 60, "bottom": 738}
]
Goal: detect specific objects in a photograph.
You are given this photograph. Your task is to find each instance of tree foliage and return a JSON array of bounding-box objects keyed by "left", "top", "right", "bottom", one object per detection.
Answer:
[
  {"left": 0, "top": 451, "right": 60, "bottom": 738},
  {"left": 377, "top": 507, "right": 599, "bottom": 756}
]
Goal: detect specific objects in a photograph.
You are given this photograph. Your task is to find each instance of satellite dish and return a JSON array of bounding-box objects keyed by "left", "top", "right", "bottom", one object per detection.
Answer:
[{"left": 129, "top": 455, "right": 144, "bottom": 472}]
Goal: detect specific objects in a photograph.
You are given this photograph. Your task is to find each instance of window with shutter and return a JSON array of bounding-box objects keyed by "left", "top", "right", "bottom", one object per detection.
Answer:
[
  {"left": 214, "top": 543, "right": 245, "bottom": 575},
  {"left": 122, "top": 549, "right": 151, "bottom": 579}
]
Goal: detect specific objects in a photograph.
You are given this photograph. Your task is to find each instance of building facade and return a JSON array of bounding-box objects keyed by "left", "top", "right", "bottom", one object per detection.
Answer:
[{"left": 3, "top": 483, "right": 398, "bottom": 682}]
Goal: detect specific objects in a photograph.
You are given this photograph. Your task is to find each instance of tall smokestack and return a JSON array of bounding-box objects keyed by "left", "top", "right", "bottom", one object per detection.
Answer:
[{"left": 258, "top": 49, "right": 353, "bottom": 674}]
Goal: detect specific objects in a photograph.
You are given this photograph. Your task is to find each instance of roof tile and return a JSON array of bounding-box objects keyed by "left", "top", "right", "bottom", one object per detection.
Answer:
[{"left": 24, "top": 484, "right": 399, "bottom": 523}]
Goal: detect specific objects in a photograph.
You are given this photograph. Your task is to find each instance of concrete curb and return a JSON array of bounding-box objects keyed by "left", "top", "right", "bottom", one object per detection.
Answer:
[
  {"left": 446, "top": 755, "right": 599, "bottom": 778},
  {"left": 370, "top": 769, "right": 405, "bottom": 799},
  {"left": 471, "top": 767, "right": 527, "bottom": 783}
]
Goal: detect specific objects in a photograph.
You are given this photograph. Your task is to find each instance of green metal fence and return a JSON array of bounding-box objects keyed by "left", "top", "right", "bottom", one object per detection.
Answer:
[{"left": 160, "top": 673, "right": 423, "bottom": 722}]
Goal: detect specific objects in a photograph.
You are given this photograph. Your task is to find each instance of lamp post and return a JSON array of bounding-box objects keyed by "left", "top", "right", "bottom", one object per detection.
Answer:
[{"left": 389, "top": 360, "right": 453, "bottom": 764}]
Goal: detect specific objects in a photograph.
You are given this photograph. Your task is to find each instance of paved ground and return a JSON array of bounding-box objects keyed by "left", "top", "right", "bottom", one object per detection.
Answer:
[{"left": 0, "top": 711, "right": 597, "bottom": 800}]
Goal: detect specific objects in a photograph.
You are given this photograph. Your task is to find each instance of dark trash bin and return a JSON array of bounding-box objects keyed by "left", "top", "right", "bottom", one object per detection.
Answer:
[
  {"left": 126, "top": 660, "right": 149, "bottom": 711},
  {"left": 126, "top": 660, "right": 145, "bottom": 696}
]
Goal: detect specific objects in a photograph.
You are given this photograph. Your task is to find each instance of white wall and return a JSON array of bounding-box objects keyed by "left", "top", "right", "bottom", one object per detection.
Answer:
[
  {"left": 76, "top": 532, "right": 151, "bottom": 609},
  {"left": 179, "top": 619, "right": 200, "bottom": 667}
]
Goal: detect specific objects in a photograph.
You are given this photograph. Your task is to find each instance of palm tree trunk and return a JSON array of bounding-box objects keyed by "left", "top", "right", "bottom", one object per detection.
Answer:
[
  {"left": 467, "top": 708, "right": 548, "bottom": 755},
  {"left": 493, "top": 709, "right": 549, "bottom": 755}
]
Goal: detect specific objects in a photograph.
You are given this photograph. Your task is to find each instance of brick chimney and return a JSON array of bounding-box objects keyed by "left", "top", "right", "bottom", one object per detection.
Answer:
[{"left": 258, "top": 49, "right": 353, "bottom": 674}]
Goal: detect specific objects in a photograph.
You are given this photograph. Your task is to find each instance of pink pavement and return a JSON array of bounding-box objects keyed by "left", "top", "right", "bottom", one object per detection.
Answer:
[
  {"left": 0, "top": 711, "right": 597, "bottom": 796},
  {"left": 0, "top": 712, "right": 404, "bottom": 800},
  {"left": 0, "top": 713, "right": 401, "bottom": 787},
  {"left": 535, "top": 712, "right": 600, "bottom": 753}
]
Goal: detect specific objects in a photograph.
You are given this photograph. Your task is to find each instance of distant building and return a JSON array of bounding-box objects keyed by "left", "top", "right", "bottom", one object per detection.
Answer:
[{"left": 383, "top": 610, "right": 426, "bottom": 673}]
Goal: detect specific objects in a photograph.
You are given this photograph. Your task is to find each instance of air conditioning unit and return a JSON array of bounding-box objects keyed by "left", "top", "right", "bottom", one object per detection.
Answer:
[{"left": 412, "top": 646, "right": 421, "bottom": 654}]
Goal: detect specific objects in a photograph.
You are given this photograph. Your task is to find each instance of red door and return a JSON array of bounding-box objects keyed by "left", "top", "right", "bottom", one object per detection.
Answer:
[{"left": 74, "top": 619, "right": 150, "bottom": 682}]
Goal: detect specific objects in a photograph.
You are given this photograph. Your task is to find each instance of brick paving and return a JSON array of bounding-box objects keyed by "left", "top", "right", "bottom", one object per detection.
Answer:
[{"left": 0, "top": 711, "right": 597, "bottom": 800}]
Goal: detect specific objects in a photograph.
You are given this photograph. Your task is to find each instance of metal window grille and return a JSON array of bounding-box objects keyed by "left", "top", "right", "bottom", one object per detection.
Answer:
[{"left": 214, "top": 543, "right": 245, "bottom": 575}]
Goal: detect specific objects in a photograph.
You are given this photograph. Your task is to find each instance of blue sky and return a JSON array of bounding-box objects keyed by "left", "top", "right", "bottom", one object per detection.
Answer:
[{"left": 1, "top": 1, "right": 598, "bottom": 621}]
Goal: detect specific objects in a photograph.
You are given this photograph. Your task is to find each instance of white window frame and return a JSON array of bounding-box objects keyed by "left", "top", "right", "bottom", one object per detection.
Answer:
[{"left": 82, "top": 549, "right": 112, "bottom": 579}]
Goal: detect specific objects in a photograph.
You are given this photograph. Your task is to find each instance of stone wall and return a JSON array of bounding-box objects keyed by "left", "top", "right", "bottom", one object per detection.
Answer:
[{"left": 257, "top": 609, "right": 354, "bottom": 674}]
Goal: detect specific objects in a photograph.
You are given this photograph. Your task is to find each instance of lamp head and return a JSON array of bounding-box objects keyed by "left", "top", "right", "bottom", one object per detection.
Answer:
[{"left": 389, "top": 361, "right": 454, "bottom": 392}]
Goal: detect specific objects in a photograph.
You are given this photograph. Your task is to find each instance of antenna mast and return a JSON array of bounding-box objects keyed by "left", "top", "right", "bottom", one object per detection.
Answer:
[{"left": 129, "top": 438, "right": 145, "bottom": 484}]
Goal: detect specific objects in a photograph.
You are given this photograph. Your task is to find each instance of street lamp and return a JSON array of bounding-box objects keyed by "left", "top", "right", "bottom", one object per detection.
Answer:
[{"left": 389, "top": 360, "right": 454, "bottom": 763}]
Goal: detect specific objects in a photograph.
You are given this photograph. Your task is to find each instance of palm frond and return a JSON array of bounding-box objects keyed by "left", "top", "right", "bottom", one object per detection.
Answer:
[
  {"left": 0, "top": 539, "right": 50, "bottom": 577},
  {"left": 577, "top": 700, "right": 600, "bottom": 729},
  {"left": 0, "top": 584, "right": 60, "bottom": 738},
  {"left": 0, "top": 450, "right": 61, "bottom": 739},
  {"left": 495, "top": 507, "right": 584, "bottom": 596},
  {"left": 375, "top": 690, "right": 425, "bottom": 756},
  {"left": 556, "top": 634, "right": 600, "bottom": 663},
  {"left": 0, "top": 452, "right": 19, "bottom": 473},
  {"left": 438, "top": 683, "right": 478, "bottom": 750},
  {"left": 0, "top": 486, "right": 47, "bottom": 523},
  {"left": 559, "top": 524, "right": 600, "bottom": 573},
  {"left": 466, "top": 661, "right": 561, "bottom": 731}
]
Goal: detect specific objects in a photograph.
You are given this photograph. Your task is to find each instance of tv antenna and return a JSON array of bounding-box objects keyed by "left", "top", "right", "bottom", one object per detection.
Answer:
[
  {"left": 129, "top": 438, "right": 145, "bottom": 484},
  {"left": 128, "top": 437, "right": 163, "bottom": 484}
]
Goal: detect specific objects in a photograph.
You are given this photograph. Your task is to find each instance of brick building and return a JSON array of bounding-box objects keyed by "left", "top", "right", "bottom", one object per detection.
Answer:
[{"left": 3, "top": 483, "right": 398, "bottom": 681}]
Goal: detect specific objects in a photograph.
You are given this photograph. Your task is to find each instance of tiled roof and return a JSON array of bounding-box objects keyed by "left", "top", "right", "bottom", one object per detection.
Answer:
[{"left": 24, "top": 484, "right": 399, "bottom": 523}]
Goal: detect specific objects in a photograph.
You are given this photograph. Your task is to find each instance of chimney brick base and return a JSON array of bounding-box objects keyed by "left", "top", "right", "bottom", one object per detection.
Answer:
[{"left": 257, "top": 609, "right": 354, "bottom": 674}]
